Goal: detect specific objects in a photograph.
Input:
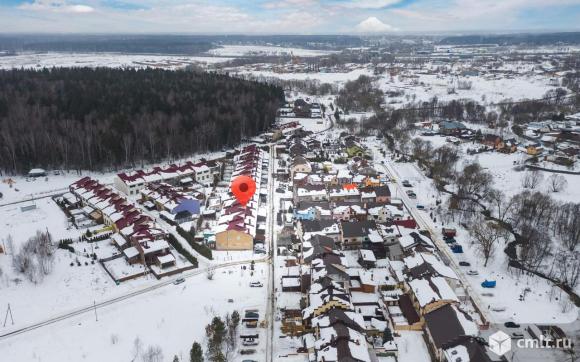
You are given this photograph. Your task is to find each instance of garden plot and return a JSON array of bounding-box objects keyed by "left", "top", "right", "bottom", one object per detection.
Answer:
[
  {"left": 0, "top": 198, "right": 150, "bottom": 327},
  {"left": 0, "top": 263, "right": 268, "bottom": 362}
]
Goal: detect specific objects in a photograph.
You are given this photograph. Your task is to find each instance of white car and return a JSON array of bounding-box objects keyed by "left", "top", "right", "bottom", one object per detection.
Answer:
[
  {"left": 249, "top": 281, "right": 263, "bottom": 288},
  {"left": 467, "top": 270, "right": 479, "bottom": 276}
]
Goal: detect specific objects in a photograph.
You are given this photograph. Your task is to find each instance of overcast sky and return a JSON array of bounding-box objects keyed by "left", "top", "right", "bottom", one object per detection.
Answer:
[{"left": 1, "top": 0, "right": 580, "bottom": 34}]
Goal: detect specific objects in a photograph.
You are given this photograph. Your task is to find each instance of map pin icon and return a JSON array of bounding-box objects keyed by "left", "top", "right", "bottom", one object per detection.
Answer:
[{"left": 231, "top": 175, "right": 256, "bottom": 207}]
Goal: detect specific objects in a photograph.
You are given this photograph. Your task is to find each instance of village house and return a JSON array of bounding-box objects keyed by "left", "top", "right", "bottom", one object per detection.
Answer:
[
  {"left": 439, "top": 120, "right": 467, "bottom": 136},
  {"left": 423, "top": 304, "right": 478, "bottom": 361},
  {"left": 290, "top": 156, "right": 313, "bottom": 178},
  {"left": 340, "top": 220, "right": 381, "bottom": 249}
]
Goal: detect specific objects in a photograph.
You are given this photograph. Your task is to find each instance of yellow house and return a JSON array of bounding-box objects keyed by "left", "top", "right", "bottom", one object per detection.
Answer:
[
  {"left": 363, "top": 177, "right": 381, "bottom": 187},
  {"left": 215, "top": 229, "right": 253, "bottom": 250},
  {"left": 526, "top": 144, "right": 543, "bottom": 156}
]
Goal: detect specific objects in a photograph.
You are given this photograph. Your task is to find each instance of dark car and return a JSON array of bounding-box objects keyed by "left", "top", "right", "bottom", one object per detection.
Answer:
[
  {"left": 459, "top": 261, "right": 471, "bottom": 267},
  {"left": 504, "top": 322, "right": 521, "bottom": 328}
]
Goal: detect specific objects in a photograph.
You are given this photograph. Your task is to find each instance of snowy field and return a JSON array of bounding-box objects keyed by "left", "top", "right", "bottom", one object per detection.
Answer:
[
  {"left": 0, "top": 263, "right": 268, "bottom": 362},
  {"left": 0, "top": 197, "right": 153, "bottom": 327},
  {"left": 378, "top": 73, "right": 559, "bottom": 105},
  {"left": 467, "top": 150, "right": 580, "bottom": 203},
  {"left": 237, "top": 67, "right": 372, "bottom": 83},
  {"left": 208, "top": 45, "right": 338, "bottom": 57},
  {"left": 0, "top": 52, "right": 231, "bottom": 70},
  {"left": 0, "top": 172, "right": 114, "bottom": 205}
]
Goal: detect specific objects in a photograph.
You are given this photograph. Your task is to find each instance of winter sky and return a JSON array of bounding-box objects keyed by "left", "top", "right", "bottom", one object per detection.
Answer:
[{"left": 1, "top": 0, "right": 580, "bottom": 34}]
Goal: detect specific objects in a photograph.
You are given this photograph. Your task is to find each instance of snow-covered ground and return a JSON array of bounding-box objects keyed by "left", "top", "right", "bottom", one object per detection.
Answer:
[
  {"left": 395, "top": 331, "right": 431, "bottom": 362},
  {"left": 237, "top": 67, "right": 372, "bottom": 83},
  {"left": 0, "top": 197, "right": 153, "bottom": 327},
  {"left": 0, "top": 52, "right": 231, "bottom": 70},
  {"left": 368, "top": 139, "right": 579, "bottom": 324},
  {"left": 377, "top": 73, "right": 559, "bottom": 105},
  {"left": 0, "top": 172, "right": 114, "bottom": 205},
  {"left": 0, "top": 263, "right": 268, "bottom": 362},
  {"left": 208, "top": 45, "right": 338, "bottom": 57}
]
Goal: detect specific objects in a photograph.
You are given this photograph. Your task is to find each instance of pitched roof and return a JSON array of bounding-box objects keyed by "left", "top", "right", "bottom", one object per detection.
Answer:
[
  {"left": 424, "top": 304, "right": 465, "bottom": 348},
  {"left": 341, "top": 220, "right": 377, "bottom": 238}
]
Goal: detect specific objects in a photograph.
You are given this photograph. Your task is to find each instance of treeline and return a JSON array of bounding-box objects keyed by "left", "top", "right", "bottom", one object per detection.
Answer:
[
  {"left": 406, "top": 139, "right": 580, "bottom": 291},
  {"left": 439, "top": 32, "right": 580, "bottom": 46},
  {"left": 0, "top": 68, "right": 284, "bottom": 173},
  {"left": 0, "top": 35, "right": 214, "bottom": 55},
  {"left": 336, "top": 75, "right": 384, "bottom": 113}
]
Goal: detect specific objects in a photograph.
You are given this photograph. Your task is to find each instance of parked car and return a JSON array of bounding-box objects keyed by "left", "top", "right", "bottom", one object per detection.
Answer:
[
  {"left": 511, "top": 332, "right": 525, "bottom": 339},
  {"left": 481, "top": 280, "right": 497, "bottom": 288},
  {"left": 459, "top": 261, "right": 471, "bottom": 267},
  {"left": 402, "top": 180, "right": 412, "bottom": 187},
  {"left": 481, "top": 292, "right": 494, "bottom": 297},
  {"left": 505, "top": 322, "right": 521, "bottom": 329},
  {"left": 173, "top": 278, "right": 185, "bottom": 285},
  {"left": 467, "top": 270, "right": 479, "bottom": 276},
  {"left": 249, "top": 281, "right": 263, "bottom": 288},
  {"left": 416, "top": 204, "right": 425, "bottom": 210},
  {"left": 491, "top": 305, "right": 507, "bottom": 312},
  {"left": 451, "top": 244, "right": 464, "bottom": 253},
  {"left": 240, "top": 349, "right": 256, "bottom": 355},
  {"left": 242, "top": 338, "right": 259, "bottom": 346},
  {"left": 406, "top": 190, "right": 417, "bottom": 198}
]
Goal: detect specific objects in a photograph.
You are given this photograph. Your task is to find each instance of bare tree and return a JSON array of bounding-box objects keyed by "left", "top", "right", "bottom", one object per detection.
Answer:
[
  {"left": 553, "top": 251, "right": 580, "bottom": 289},
  {"left": 142, "top": 345, "right": 163, "bottom": 362},
  {"left": 469, "top": 220, "right": 506, "bottom": 267},
  {"left": 488, "top": 190, "right": 517, "bottom": 223},
  {"left": 131, "top": 337, "right": 143, "bottom": 362},
  {"left": 521, "top": 170, "right": 543, "bottom": 189},
  {"left": 519, "top": 225, "right": 552, "bottom": 271},
  {"left": 547, "top": 174, "right": 568, "bottom": 193},
  {"left": 554, "top": 203, "right": 580, "bottom": 252}
]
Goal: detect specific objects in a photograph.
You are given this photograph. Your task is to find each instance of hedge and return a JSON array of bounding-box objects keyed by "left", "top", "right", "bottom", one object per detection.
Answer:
[
  {"left": 176, "top": 225, "right": 213, "bottom": 260},
  {"left": 167, "top": 233, "right": 198, "bottom": 268},
  {"left": 58, "top": 239, "right": 75, "bottom": 253}
]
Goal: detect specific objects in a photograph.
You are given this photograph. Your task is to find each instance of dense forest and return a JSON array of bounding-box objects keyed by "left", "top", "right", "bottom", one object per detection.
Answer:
[
  {"left": 0, "top": 68, "right": 284, "bottom": 173},
  {"left": 0, "top": 34, "right": 362, "bottom": 54},
  {"left": 0, "top": 35, "right": 213, "bottom": 55}
]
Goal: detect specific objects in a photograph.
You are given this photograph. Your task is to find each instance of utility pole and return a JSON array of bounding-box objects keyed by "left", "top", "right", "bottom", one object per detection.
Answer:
[
  {"left": 3, "top": 303, "right": 14, "bottom": 327},
  {"left": 94, "top": 300, "right": 98, "bottom": 322}
]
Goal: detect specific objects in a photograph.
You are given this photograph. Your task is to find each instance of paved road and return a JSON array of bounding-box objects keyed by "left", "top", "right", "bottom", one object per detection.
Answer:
[{"left": 265, "top": 144, "right": 276, "bottom": 362}]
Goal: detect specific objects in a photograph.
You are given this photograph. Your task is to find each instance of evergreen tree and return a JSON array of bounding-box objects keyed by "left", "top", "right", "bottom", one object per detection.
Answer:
[
  {"left": 231, "top": 311, "right": 240, "bottom": 329},
  {"left": 190, "top": 342, "right": 203, "bottom": 362}
]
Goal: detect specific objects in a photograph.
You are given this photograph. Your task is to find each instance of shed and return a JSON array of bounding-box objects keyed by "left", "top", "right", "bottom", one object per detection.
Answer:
[{"left": 28, "top": 168, "right": 47, "bottom": 177}]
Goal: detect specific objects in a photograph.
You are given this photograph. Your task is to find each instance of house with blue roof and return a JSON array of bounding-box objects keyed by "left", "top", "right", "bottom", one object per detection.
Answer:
[{"left": 439, "top": 120, "right": 467, "bottom": 136}]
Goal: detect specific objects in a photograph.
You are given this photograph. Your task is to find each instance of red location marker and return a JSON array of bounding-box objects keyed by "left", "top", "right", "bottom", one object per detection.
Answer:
[{"left": 231, "top": 175, "right": 256, "bottom": 206}]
